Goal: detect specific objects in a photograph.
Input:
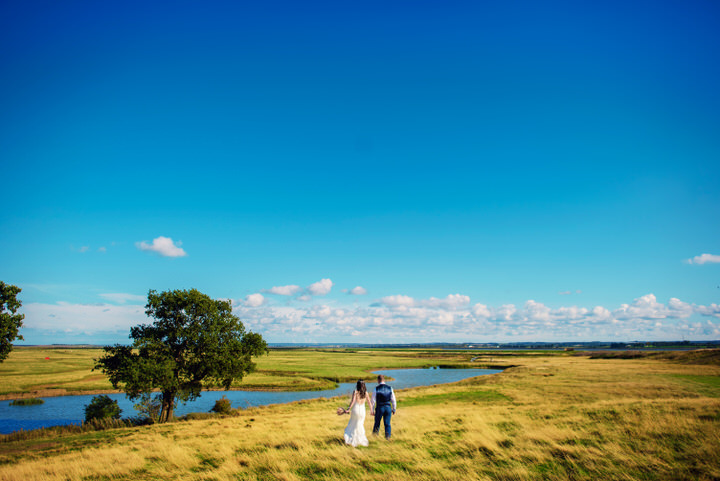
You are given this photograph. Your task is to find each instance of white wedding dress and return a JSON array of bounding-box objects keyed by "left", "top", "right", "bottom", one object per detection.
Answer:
[{"left": 344, "top": 393, "right": 369, "bottom": 447}]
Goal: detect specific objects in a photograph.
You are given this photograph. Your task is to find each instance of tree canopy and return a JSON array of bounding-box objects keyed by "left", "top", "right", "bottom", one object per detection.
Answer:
[
  {"left": 0, "top": 281, "right": 24, "bottom": 363},
  {"left": 95, "top": 288, "right": 268, "bottom": 422}
]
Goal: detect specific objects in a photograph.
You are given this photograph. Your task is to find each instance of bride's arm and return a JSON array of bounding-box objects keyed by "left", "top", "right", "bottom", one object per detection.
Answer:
[
  {"left": 367, "top": 392, "right": 374, "bottom": 413},
  {"left": 347, "top": 391, "right": 356, "bottom": 410}
]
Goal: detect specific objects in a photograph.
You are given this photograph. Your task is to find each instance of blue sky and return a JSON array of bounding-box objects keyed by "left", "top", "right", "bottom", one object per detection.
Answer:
[{"left": 1, "top": 0, "right": 719, "bottom": 345}]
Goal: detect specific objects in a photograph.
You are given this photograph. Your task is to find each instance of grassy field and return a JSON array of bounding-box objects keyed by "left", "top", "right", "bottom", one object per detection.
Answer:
[
  {"left": 1, "top": 349, "right": 719, "bottom": 480},
  {"left": 0, "top": 347, "right": 509, "bottom": 398}
]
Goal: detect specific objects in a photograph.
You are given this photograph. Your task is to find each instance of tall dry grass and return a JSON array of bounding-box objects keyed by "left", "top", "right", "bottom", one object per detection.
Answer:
[{"left": 1, "top": 352, "right": 718, "bottom": 480}]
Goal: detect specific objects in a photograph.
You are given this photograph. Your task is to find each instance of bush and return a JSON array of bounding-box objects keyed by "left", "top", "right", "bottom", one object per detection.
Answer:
[
  {"left": 84, "top": 395, "right": 122, "bottom": 422},
  {"left": 210, "top": 396, "right": 233, "bottom": 415},
  {"left": 9, "top": 398, "right": 44, "bottom": 406},
  {"left": 134, "top": 395, "right": 162, "bottom": 423}
]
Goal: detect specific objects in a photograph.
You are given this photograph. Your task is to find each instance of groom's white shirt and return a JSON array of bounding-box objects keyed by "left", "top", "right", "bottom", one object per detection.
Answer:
[{"left": 372, "top": 382, "right": 397, "bottom": 410}]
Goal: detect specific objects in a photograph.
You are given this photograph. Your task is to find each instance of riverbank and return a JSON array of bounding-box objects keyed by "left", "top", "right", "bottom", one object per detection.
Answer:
[
  {"left": 1, "top": 350, "right": 719, "bottom": 480},
  {"left": 0, "top": 347, "right": 516, "bottom": 400},
  {"left": 0, "top": 368, "right": 502, "bottom": 434}
]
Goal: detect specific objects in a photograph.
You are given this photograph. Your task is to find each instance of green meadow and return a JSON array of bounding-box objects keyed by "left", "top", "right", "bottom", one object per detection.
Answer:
[{"left": 1, "top": 348, "right": 719, "bottom": 480}]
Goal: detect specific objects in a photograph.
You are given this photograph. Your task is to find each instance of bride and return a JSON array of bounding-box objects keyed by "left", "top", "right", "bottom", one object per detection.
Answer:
[{"left": 340, "top": 380, "right": 374, "bottom": 447}]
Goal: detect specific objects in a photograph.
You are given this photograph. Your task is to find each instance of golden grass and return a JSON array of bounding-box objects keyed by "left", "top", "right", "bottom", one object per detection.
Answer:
[{"left": 1, "top": 351, "right": 719, "bottom": 480}]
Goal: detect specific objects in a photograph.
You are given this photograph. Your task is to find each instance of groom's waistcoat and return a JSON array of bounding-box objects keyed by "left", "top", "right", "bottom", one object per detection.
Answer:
[{"left": 375, "top": 384, "right": 393, "bottom": 405}]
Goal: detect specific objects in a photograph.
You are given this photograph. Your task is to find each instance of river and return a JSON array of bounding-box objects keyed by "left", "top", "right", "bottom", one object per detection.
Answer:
[{"left": 0, "top": 367, "right": 501, "bottom": 434}]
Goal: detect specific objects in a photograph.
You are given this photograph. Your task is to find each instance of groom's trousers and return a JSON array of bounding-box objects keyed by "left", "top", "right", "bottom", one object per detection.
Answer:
[{"left": 373, "top": 404, "right": 392, "bottom": 439}]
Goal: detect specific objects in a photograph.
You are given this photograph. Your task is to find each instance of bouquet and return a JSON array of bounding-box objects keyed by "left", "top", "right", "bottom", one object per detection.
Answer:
[{"left": 336, "top": 407, "right": 347, "bottom": 415}]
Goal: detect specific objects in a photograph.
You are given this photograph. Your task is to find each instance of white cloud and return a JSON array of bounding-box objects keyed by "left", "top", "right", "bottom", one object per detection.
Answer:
[
  {"left": 297, "top": 295, "right": 313, "bottom": 302},
  {"left": 98, "top": 247, "right": 107, "bottom": 253},
  {"left": 554, "top": 306, "right": 589, "bottom": 320},
  {"left": 99, "top": 293, "right": 146, "bottom": 304},
  {"left": 524, "top": 300, "right": 553, "bottom": 322},
  {"left": 379, "top": 294, "right": 470, "bottom": 310},
  {"left": 428, "top": 311, "right": 455, "bottom": 326},
  {"left": 306, "top": 305, "right": 333, "bottom": 319},
  {"left": 614, "top": 294, "right": 665, "bottom": 320},
  {"left": 667, "top": 298, "right": 693, "bottom": 318},
  {"left": 496, "top": 304, "right": 517, "bottom": 321},
  {"left": 136, "top": 236, "right": 187, "bottom": 257},
  {"left": 307, "top": 278, "right": 333, "bottom": 296},
  {"left": 20, "top": 289, "right": 720, "bottom": 345},
  {"left": 590, "top": 306, "right": 612, "bottom": 320},
  {"left": 686, "top": 253, "right": 720, "bottom": 265},
  {"left": 244, "top": 293, "right": 265, "bottom": 307},
  {"left": 271, "top": 294, "right": 662, "bottom": 337},
  {"left": 348, "top": 286, "right": 368, "bottom": 295},
  {"left": 379, "top": 295, "right": 416, "bottom": 308},
  {"left": 78, "top": 246, "right": 90, "bottom": 253},
  {"left": 22, "top": 302, "right": 148, "bottom": 333},
  {"left": 472, "top": 303, "right": 491, "bottom": 318},
  {"left": 420, "top": 294, "right": 470, "bottom": 310},
  {"left": 266, "top": 285, "right": 302, "bottom": 296},
  {"left": 695, "top": 304, "right": 720, "bottom": 318}
]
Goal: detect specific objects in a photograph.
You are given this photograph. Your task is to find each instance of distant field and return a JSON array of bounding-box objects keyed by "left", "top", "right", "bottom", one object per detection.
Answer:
[
  {"left": 1, "top": 350, "right": 718, "bottom": 480},
  {"left": 0, "top": 346, "right": 514, "bottom": 398}
]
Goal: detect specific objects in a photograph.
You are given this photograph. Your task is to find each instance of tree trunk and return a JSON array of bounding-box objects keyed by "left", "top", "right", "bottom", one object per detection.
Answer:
[
  {"left": 166, "top": 399, "right": 174, "bottom": 421},
  {"left": 160, "top": 391, "right": 175, "bottom": 423}
]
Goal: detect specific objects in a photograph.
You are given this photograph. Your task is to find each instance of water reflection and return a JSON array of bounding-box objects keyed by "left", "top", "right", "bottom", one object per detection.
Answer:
[{"left": 0, "top": 368, "right": 500, "bottom": 434}]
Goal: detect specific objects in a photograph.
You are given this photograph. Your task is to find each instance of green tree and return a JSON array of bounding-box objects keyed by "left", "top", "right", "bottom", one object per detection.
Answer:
[
  {"left": 95, "top": 288, "right": 268, "bottom": 422},
  {"left": 84, "top": 395, "right": 122, "bottom": 422},
  {"left": 0, "top": 281, "right": 24, "bottom": 362}
]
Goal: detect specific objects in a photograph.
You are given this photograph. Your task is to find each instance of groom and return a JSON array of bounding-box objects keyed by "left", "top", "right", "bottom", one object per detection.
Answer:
[{"left": 372, "top": 374, "right": 397, "bottom": 439}]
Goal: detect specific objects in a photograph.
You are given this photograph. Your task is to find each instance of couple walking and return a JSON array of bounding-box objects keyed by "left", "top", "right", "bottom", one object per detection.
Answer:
[{"left": 341, "top": 374, "right": 397, "bottom": 447}]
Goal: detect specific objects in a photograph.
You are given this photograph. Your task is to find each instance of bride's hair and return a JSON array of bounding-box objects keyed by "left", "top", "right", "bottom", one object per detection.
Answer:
[{"left": 356, "top": 380, "right": 367, "bottom": 398}]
